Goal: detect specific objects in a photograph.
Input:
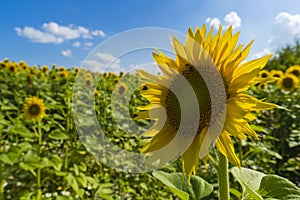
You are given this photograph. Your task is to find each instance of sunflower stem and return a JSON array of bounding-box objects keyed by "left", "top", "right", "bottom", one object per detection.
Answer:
[
  {"left": 36, "top": 121, "right": 42, "bottom": 200},
  {"left": 216, "top": 152, "right": 230, "bottom": 200}
]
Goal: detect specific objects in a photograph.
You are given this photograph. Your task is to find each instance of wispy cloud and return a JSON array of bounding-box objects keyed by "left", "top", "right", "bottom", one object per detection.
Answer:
[
  {"left": 91, "top": 30, "right": 106, "bottom": 38},
  {"left": 252, "top": 12, "right": 300, "bottom": 59},
  {"left": 82, "top": 52, "right": 121, "bottom": 72},
  {"left": 61, "top": 49, "right": 73, "bottom": 57},
  {"left": 72, "top": 41, "right": 81, "bottom": 47},
  {"left": 15, "top": 21, "right": 106, "bottom": 44},
  {"left": 206, "top": 11, "right": 242, "bottom": 29},
  {"left": 84, "top": 42, "right": 93, "bottom": 47},
  {"left": 15, "top": 26, "right": 63, "bottom": 44}
]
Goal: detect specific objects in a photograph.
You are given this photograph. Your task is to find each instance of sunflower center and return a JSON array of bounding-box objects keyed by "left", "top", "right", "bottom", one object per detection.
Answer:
[
  {"left": 165, "top": 65, "right": 211, "bottom": 133},
  {"left": 28, "top": 104, "right": 41, "bottom": 115},
  {"left": 85, "top": 79, "right": 91, "bottom": 87},
  {"left": 282, "top": 77, "right": 294, "bottom": 88},
  {"left": 9, "top": 66, "right": 15, "bottom": 72},
  {"left": 292, "top": 70, "right": 299, "bottom": 77},
  {"left": 261, "top": 73, "right": 268, "bottom": 78},
  {"left": 118, "top": 86, "right": 125, "bottom": 94}
]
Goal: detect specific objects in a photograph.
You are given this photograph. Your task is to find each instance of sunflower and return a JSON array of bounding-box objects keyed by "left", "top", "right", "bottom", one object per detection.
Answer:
[
  {"left": 59, "top": 70, "right": 68, "bottom": 78},
  {"left": 51, "top": 73, "right": 57, "bottom": 80},
  {"left": 135, "top": 24, "right": 279, "bottom": 182},
  {"left": 270, "top": 70, "right": 283, "bottom": 78},
  {"left": 278, "top": 74, "right": 298, "bottom": 91},
  {"left": 0, "top": 62, "right": 7, "bottom": 70},
  {"left": 59, "top": 66, "right": 67, "bottom": 72},
  {"left": 19, "top": 61, "right": 29, "bottom": 70},
  {"left": 116, "top": 82, "right": 128, "bottom": 95},
  {"left": 7, "top": 63, "right": 17, "bottom": 73},
  {"left": 257, "top": 83, "right": 266, "bottom": 90},
  {"left": 84, "top": 76, "right": 93, "bottom": 87},
  {"left": 286, "top": 65, "right": 300, "bottom": 78},
  {"left": 74, "top": 67, "right": 79, "bottom": 73},
  {"left": 141, "top": 84, "right": 149, "bottom": 91},
  {"left": 23, "top": 96, "right": 46, "bottom": 121},
  {"left": 94, "top": 90, "right": 100, "bottom": 97},
  {"left": 258, "top": 70, "right": 270, "bottom": 78},
  {"left": 41, "top": 65, "right": 48, "bottom": 73}
]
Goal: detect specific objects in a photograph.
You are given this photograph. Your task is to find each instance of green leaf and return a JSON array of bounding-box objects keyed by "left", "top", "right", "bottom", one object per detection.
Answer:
[
  {"left": 0, "top": 146, "right": 21, "bottom": 165},
  {"left": 257, "top": 175, "right": 300, "bottom": 199},
  {"left": 49, "top": 155, "right": 63, "bottom": 171},
  {"left": 12, "top": 125, "right": 35, "bottom": 138},
  {"left": 49, "top": 129, "right": 69, "bottom": 140},
  {"left": 231, "top": 167, "right": 265, "bottom": 200},
  {"left": 153, "top": 171, "right": 213, "bottom": 200},
  {"left": 19, "top": 153, "right": 51, "bottom": 170},
  {"left": 18, "top": 142, "right": 32, "bottom": 152},
  {"left": 65, "top": 173, "right": 83, "bottom": 198}
]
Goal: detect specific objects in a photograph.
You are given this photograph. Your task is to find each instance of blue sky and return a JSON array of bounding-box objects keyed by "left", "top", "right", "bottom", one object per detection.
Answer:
[{"left": 1, "top": 0, "right": 300, "bottom": 72}]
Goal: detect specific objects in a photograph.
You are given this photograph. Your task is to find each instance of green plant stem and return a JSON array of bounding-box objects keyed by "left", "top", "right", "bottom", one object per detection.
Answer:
[
  {"left": 0, "top": 165, "right": 4, "bottom": 200},
  {"left": 36, "top": 121, "right": 42, "bottom": 200},
  {"left": 216, "top": 152, "right": 230, "bottom": 200},
  {"left": 64, "top": 96, "right": 71, "bottom": 170}
]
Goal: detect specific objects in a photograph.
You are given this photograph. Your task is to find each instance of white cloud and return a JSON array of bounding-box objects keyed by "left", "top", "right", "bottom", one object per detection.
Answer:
[
  {"left": 224, "top": 12, "right": 242, "bottom": 29},
  {"left": 206, "top": 11, "right": 241, "bottom": 29},
  {"left": 84, "top": 42, "right": 93, "bottom": 47},
  {"left": 205, "top": 17, "right": 221, "bottom": 28},
  {"left": 15, "top": 21, "right": 106, "bottom": 44},
  {"left": 72, "top": 41, "right": 81, "bottom": 47},
  {"left": 15, "top": 26, "right": 63, "bottom": 44},
  {"left": 252, "top": 12, "right": 300, "bottom": 59},
  {"left": 274, "top": 12, "right": 300, "bottom": 35},
  {"left": 82, "top": 52, "right": 121, "bottom": 72},
  {"left": 61, "top": 49, "right": 72, "bottom": 57},
  {"left": 91, "top": 30, "right": 106, "bottom": 38}
]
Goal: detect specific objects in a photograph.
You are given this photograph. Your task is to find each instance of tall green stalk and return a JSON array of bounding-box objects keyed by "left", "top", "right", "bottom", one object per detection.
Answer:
[
  {"left": 216, "top": 152, "right": 230, "bottom": 200},
  {"left": 36, "top": 121, "right": 42, "bottom": 200}
]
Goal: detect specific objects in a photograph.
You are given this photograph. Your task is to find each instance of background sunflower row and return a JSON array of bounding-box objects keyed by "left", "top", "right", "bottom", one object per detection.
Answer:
[{"left": 0, "top": 44, "right": 299, "bottom": 200}]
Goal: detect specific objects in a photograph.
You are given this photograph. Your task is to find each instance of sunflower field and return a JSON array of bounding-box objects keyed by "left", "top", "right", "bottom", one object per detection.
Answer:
[{"left": 0, "top": 40, "right": 299, "bottom": 200}]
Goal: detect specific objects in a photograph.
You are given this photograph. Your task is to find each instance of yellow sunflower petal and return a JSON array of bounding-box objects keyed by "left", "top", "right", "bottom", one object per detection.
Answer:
[{"left": 216, "top": 132, "right": 240, "bottom": 167}]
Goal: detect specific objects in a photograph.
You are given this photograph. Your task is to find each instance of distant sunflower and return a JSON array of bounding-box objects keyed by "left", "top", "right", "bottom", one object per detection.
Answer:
[
  {"left": 59, "top": 66, "right": 67, "bottom": 72},
  {"left": 0, "top": 62, "right": 7, "bottom": 69},
  {"left": 258, "top": 70, "right": 270, "bottom": 78},
  {"left": 19, "top": 61, "right": 29, "bottom": 70},
  {"left": 41, "top": 65, "right": 48, "bottom": 73},
  {"left": 258, "top": 83, "right": 266, "bottom": 90},
  {"left": 84, "top": 76, "right": 93, "bottom": 87},
  {"left": 286, "top": 65, "right": 300, "bottom": 78},
  {"left": 6, "top": 63, "right": 17, "bottom": 73},
  {"left": 74, "top": 67, "right": 79, "bottom": 73},
  {"left": 94, "top": 90, "right": 100, "bottom": 97},
  {"left": 23, "top": 97, "right": 46, "bottom": 121},
  {"left": 59, "top": 71, "right": 68, "bottom": 78},
  {"left": 51, "top": 73, "right": 57, "bottom": 80},
  {"left": 141, "top": 84, "right": 149, "bottom": 91},
  {"left": 278, "top": 74, "right": 298, "bottom": 91},
  {"left": 270, "top": 70, "right": 283, "bottom": 78},
  {"left": 135, "top": 24, "right": 279, "bottom": 182},
  {"left": 116, "top": 82, "right": 128, "bottom": 95}
]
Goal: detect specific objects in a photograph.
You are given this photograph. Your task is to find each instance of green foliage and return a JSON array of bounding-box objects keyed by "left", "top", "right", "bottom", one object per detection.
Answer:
[
  {"left": 265, "top": 40, "right": 300, "bottom": 71},
  {"left": 1, "top": 37, "right": 300, "bottom": 199},
  {"left": 153, "top": 171, "right": 213, "bottom": 200},
  {"left": 231, "top": 167, "right": 300, "bottom": 200}
]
